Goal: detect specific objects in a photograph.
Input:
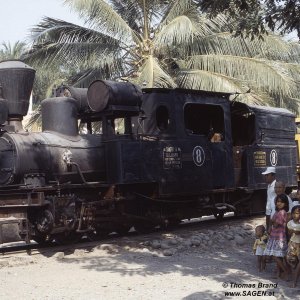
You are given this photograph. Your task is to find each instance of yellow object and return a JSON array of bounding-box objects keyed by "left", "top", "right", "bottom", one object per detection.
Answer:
[{"left": 296, "top": 118, "right": 300, "bottom": 182}]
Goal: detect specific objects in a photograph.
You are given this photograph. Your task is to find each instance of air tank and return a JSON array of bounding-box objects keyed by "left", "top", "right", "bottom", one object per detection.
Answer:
[
  {"left": 87, "top": 80, "right": 142, "bottom": 112},
  {"left": 55, "top": 85, "right": 88, "bottom": 112}
]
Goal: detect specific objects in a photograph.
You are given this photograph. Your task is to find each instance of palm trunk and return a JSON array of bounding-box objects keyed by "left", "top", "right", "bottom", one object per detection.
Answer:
[{"left": 143, "top": 0, "right": 149, "bottom": 40}]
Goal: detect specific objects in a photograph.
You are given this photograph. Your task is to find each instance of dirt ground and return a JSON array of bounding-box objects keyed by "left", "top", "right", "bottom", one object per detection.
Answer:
[{"left": 0, "top": 216, "right": 299, "bottom": 300}]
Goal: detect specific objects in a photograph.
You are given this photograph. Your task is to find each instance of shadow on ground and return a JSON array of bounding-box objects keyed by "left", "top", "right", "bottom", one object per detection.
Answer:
[{"left": 50, "top": 217, "right": 300, "bottom": 299}]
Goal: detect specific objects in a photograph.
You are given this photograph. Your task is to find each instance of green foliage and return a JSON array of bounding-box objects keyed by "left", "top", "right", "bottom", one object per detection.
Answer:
[
  {"left": 0, "top": 41, "right": 27, "bottom": 60},
  {"left": 23, "top": 0, "right": 300, "bottom": 111},
  {"left": 0, "top": 41, "right": 68, "bottom": 108},
  {"left": 198, "top": 0, "right": 300, "bottom": 39}
]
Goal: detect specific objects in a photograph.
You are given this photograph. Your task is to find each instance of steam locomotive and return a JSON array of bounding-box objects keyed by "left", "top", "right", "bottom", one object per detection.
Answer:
[{"left": 0, "top": 60, "right": 297, "bottom": 244}]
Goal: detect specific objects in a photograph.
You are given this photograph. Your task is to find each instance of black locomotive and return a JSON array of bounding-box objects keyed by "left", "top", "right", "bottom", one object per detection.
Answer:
[{"left": 0, "top": 60, "right": 297, "bottom": 244}]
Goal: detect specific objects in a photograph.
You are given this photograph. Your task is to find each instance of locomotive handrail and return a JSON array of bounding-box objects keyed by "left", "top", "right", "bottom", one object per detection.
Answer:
[{"left": 79, "top": 105, "right": 140, "bottom": 122}]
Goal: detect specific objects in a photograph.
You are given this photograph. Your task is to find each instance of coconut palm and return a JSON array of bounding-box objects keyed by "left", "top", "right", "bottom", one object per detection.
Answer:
[
  {"left": 0, "top": 41, "right": 67, "bottom": 108},
  {"left": 24, "top": 0, "right": 300, "bottom": 110},
  {"left": 0, "top": 41, "right": 27, "bottom": 60},
  {"left": 0, "top": 42, "right": 74, "bottom": 131}
]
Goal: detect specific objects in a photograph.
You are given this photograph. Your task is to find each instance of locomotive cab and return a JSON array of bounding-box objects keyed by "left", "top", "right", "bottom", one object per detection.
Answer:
[
  {"left": 231, "top": 102, "right": 297, "bottom": 192},
  {"left": 139, "top": 88, "right": 235, "bottom": 195}
]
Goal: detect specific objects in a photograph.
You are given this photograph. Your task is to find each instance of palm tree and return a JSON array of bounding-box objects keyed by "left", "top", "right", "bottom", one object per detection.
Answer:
[
  {"left": 24, "top": 0, "right": 300, "bottom": 110},
  {"left": 0, "top": 41, "right": 27, "bottom": 60},
  {"left": 0, "top": 41, "right": 67, "bottom": 108},
  {"left": 0, "top": 41, "right": 72, "bottom": 131}
]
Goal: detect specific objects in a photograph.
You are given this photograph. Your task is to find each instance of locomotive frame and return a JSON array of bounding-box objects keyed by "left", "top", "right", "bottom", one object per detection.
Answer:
[{"left": 0, "top": 60, "right": 297, "bottom": 245}]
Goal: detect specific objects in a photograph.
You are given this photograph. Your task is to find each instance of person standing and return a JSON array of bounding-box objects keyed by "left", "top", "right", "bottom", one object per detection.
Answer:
[
  {"left": 286, "top": 205, "right": 300, "bottom": 287},
  {"left": 264, "top": 194, "right": 289, "bottom": 279},
  {"left": 273, "top": 181, "right": 293, "bottom": 216},
  {"left": 291, "top": 189, "right": 300, "bottom": 208},
  {"left": 262, "top": 167, "right": 276, "bottom": 232},
  {"left": 253, "top": 225, "right": 268, "bottom": 272}
]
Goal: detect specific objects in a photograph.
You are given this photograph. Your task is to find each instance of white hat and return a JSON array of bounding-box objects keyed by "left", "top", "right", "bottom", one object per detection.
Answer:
[{"left": 261, "top": 166, "right": 276, "bottom": 175}]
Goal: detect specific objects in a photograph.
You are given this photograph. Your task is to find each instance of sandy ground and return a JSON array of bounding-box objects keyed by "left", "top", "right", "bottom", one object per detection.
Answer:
[{"left": 0, "top": 216, "right": 299, "bottom": 300}]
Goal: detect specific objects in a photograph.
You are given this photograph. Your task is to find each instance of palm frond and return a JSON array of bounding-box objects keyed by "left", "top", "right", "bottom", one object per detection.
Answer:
[
  {"left": 68, "top": 64, "right": 125, "bottom": 87},
  {"left": 187, "top": 32, "right": 295, "bottom": 60},
  {"left": 24, "top": 18, "right": 126, "bottom": 77},
  {"left": 248, "top": 34, "right": 299, "bottom": 62},
  {"left": 178, "top": 69, "right": 274, "bottom": 106},
  {"left": 178, "top": 69, "right": 248, "bottom": 93},
  {"left": 110, "top": 0, "right": 168, "bottom": 28},
  {"left": 146, "top": 0, "right": 171, "bottom": 23},
  {"left": 159, "top": 0, "right": 195, "bottom": 27},
  {"left": 286, "top": 97, "right": 300, "bottom": 113},
  {"left": 30, "top": 17, "right": 123, "bottom": 48},
  {"left": 288, "top": 41, "right": 300, "bottom": 63},
  {"left": 109, "top": 0, "right": 144, "bottom": 34},
  {"left": 0, "top": 41, "right": 27, "bottom": 60},
  {"left": 136, "top": 55, "right": 177, "bottom": 88},
  {"left": 154, "top": 15, "right": 199, "bottom": 52},
  {"left": 159, "top": 1, "right": 229, "bottom": 34},
  {"left": 25, "top": 42, "right": 124, "bottom": 78},
  {"left": 64, "top": 0, "right": 139, "bottom": 44},
  {"left": 186, "top": 55, "right": 295, "bottom": 98},
  {"left": 284, "top": 62, "right": 300, "bottom": 83}
]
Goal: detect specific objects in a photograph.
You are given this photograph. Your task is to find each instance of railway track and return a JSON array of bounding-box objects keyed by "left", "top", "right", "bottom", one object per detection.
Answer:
[{"left": 0, "top": 213, "right": 261, "bottom": 257}]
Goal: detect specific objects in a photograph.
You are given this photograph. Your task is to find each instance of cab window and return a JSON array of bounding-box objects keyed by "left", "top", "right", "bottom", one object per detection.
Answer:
[
  {"left": 184, "top": 103, "right": 225, "bottom": 141},
  {"left": 156, "top": 105, "right": 169, "bottom": 131}
]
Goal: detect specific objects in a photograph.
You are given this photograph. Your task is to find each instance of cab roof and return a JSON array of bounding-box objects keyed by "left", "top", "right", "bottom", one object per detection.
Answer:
[
  {"left": 142, "top": 87, "right": 232, "bottom": 99},
  {"left": 249, "top": 105, "right": 295, "bottom": 117}
]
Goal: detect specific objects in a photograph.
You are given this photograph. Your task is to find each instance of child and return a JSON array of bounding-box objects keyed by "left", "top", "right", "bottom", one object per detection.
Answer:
[
  {"left": 291, "top": 190, "right": 300, "bottom": 208},
  {"left": 253, "top": 225, "right": 268, "bottom": 272},
  {"left": 264, "top": 193, "right": 289, "bottom": 279},
  {"left": 287, "top": 205, "right": 300, "bottom": 287}
]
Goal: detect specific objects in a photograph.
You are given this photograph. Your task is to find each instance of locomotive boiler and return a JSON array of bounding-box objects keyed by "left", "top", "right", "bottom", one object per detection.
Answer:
[{"left": 0, "top": 60, "right": 297, "bottom": 245}]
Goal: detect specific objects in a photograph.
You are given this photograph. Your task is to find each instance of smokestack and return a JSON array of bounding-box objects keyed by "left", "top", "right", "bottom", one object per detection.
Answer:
[{"left": 0, "top": 60, "right": 35, "bottom": 131}]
